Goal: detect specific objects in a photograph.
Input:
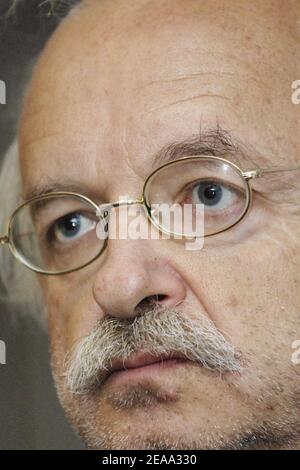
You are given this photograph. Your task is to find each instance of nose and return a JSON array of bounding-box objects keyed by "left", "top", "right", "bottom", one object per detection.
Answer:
[{"left": 92, "top": 242, "right": 186, "bottom": 320}]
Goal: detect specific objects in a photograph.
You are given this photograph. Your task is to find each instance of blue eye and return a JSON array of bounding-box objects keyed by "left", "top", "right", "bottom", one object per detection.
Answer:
[
  {"left": 192, "top": 180, "right": 239, "bottom": 211},
  {"left": 195, "top": 181, "right": 223, "bottom": 206},
  {"left": 48, "top": 212, "right": 96, "bottom": 244},
  {"left": 57, "top": 213, "right": 81, "bottom": 237}
]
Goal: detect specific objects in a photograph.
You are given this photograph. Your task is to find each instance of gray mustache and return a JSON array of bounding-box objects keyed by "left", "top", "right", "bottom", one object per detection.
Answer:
[{"left": 64, "top": 308, "right": 242, "bottom": 394}]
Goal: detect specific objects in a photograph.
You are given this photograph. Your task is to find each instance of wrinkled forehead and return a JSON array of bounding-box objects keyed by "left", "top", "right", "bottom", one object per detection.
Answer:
[
  {"left": 19, "top": 0, "right": 300, "bottom": 191},
  {"left": 20, "top": 0, "right": 299, "bottom": 107}
]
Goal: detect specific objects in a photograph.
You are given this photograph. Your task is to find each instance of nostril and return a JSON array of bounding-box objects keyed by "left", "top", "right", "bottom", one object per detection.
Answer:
[
  {"left": 155, "top": 294, "right": 167, "bottom": 302},
  {"left": 135, "top": 294, "right": 168, "bottom": 315}
]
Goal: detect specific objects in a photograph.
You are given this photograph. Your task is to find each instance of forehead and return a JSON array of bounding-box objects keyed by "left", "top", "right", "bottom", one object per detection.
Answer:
[{"left": 19, "top": 0, "right": 299, "bottom": 197}]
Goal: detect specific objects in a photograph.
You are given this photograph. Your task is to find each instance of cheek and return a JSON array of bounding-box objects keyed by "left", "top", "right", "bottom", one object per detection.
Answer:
[
  {"left": 41, "top": 284, "right": 68, "bottom": 360},
  {"left": 42, "top": 277, "right": 103, "bottom": 356},
  {"left": 175, "top": 227, "right": 300, "bottom": 353}
]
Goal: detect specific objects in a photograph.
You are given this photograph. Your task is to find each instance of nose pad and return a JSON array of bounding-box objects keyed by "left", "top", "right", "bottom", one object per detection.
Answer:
[
  {"left": 95, "top": 204, "right": 111, "bottom": 241},
  {"left": 96, "top": 199, "right": 146, "bottom": 243}
]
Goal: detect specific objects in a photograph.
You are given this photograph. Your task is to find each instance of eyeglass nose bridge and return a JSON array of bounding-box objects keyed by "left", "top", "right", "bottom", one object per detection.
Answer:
[{"left": 96, "top": 197, "right": 144, "bottom": 218}]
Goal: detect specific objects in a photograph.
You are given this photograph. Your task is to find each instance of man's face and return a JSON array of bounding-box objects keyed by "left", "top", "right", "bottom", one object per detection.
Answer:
[{"left": 19, "top": 0, "right": 300, "bottom": 449}]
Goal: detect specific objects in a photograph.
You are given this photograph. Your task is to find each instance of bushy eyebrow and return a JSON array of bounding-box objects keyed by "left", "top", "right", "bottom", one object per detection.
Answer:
[
  {"left": 152, "top": 125, "right": 262, "bottom": 170},
  {"left": 24, "top": 125, "right": 292, "bottom": 202}
]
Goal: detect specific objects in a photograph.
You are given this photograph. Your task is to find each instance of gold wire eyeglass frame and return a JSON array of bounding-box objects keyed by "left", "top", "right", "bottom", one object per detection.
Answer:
[{"left": 0, "top": 155, "right": 299, "bottom": 275}]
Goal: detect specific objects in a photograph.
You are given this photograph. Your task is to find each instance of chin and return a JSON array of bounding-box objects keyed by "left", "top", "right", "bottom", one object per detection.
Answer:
[
  {"left": 59, "top": 386, "right": 259, "bottom": 450},
  {"left": 54, "top": 363, "right": 299, "bottom": 450}
]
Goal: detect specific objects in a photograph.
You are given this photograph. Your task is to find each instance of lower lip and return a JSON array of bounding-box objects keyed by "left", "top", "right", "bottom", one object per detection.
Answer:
[{"left": 106, "top": 358, "right": 189, "bottom": 386}]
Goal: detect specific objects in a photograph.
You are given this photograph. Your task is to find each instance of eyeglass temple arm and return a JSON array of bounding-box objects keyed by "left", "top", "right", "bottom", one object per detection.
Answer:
[{"left": 242, "top": 166, "right": 300, "bottom": 180}]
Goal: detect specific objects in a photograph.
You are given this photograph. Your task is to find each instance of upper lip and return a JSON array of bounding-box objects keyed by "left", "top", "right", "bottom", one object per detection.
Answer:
[{"left": 108, "top": 351, "right": 187, "bottom": 374}]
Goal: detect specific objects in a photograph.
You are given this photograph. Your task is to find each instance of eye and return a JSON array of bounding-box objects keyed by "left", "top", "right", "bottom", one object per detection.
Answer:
[
  {"left": 191, "top": 180, "right": 241, "bottom": 211},
  {"left": 47, "top": 212, "right": 96, "bottom": 244}
]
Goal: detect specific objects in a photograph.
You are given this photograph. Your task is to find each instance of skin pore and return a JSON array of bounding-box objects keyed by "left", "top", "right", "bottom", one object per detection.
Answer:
[{"left": 19, "top": 0, "right": 300, "bottom": 449}]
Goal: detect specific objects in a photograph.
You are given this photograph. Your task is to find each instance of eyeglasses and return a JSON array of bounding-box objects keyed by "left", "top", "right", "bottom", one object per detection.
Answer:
[{"left": 1, "top": 155, "right": 299, "bottom": 275}]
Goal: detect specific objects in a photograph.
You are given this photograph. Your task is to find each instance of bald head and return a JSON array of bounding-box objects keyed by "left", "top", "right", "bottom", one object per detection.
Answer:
[{"left": 20, "top": 0, "right": 300, "bottom": 189}]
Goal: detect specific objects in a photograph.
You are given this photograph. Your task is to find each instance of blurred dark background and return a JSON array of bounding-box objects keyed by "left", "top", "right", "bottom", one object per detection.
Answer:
[{"left": 0, "top": 0, "right": 83, "bottom": 449}]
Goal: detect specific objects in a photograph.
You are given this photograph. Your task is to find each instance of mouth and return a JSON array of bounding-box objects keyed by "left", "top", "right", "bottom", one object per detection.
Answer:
[{"left": 105, "top": 352, "right": 191, "bottom": 386}]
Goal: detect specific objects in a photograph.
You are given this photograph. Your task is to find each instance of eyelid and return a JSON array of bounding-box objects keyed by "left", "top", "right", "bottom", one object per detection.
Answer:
[
  {"left": 181, "top": 178, "right": 245, "bottom": 198},
  {"left": 37, "top": 209, "right": 97, "bottom": 239},
  {"left": 46, "top": 213, "right": 97, "bottom": 245}
]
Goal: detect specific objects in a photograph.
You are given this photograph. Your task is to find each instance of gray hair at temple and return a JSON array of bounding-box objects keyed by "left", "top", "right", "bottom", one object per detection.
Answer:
[
  {"left": 9, "top": 0, "right": 81, "bottom": 17},
  {"left": 0, "top": 1, "right": 84, "bottom": 325},
  {"left": 0, "top": 142, "right": 45, "bottom": 326}
]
